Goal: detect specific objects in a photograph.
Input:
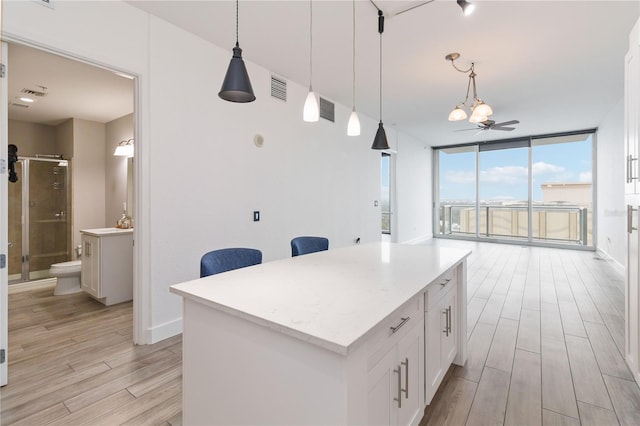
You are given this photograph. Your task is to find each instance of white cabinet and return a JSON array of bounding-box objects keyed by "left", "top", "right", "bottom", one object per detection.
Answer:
[
  {"left": 171, "top": 243, "right": 470, "bottom": 425},
  {"left": 425, "top": 268, "right": 457, "bottom": 404},
  {"left": 367, "top": 312, "right": 423, "bottom": 426},
  {"left": 625, "top": 18, "right": 640, "bottom": 195},
  {"left": 80, "top": 228, "right": 133, "bottom": 306},
  {"left": 626, "top": 17, "right": 640, "bottom": 388}
]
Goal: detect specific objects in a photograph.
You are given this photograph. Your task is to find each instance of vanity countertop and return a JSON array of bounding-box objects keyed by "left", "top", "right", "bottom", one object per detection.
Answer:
[{"left": 80, "top": 227, "right": 133, "bottom": 237}]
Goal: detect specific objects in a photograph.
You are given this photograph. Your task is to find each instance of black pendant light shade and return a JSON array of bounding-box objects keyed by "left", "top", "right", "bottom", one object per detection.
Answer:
[
  {"left": 371, "top": 121, "right": 390, "bottom": 150},
  {"left": 219, "top": 43, "right": 255, "bottom": 103},
  {"left": 372, "top": 10, "right": 389, "bottom": 150}
]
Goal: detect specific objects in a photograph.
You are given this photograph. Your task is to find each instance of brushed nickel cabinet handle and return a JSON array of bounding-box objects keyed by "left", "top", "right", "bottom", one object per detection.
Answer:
[
  {"left": 394, "top": 365, "right": 402, "bottom": 408},
  {"left": 629, "top": 205, "right": 638, "bottom": 234},
  {"left": 390, "top": 317, "right": 410, "bottom": 334},
  {"left": 448, "top": 306, "right": 452, "bottom": 334},
  {"left": 443, "top": 309, "right": 449, "bottom": 336},
  {"left": 401, "top": 357, "right": 409, "bottom": 399}
]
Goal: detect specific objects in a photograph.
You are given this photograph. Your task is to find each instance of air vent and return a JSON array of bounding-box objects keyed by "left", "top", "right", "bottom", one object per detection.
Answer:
[
  {"left": 270, "top": 75, "right": 286, "bottom": 101},
  {"left": 21, "top": 88, "right": 47, "bottom": 97},
  {"left": 10, "top": 102, "right": 29, "bottom": 109},
  {"left": 319, "top": 97, "right": 335, "bottom": 122}
]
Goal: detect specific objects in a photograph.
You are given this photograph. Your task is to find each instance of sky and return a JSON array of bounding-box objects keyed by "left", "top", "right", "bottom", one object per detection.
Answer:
[{"left": 438, "top": 135, "right": 593, "bottom": 202}]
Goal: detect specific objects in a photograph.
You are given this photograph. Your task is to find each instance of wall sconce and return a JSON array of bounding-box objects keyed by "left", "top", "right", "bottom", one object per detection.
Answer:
[{"left": 114, "top": 139, "right": 134, "bottom": 158}]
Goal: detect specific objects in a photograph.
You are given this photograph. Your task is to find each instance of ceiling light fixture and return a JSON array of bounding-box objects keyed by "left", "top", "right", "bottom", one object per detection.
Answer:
[
  {"left": 457, "top": 0, "right": 475, "bottom": 16},
  {"left": 303, "top": 0, "right": 320, "bottom": 122},
  {"left": 446, "top": 52, "right": 493, "bottom": 123},
  {"left": 17, "top": 97, "right": 35, "bottom": 103},
  {"left": 371, "top": 10, "right": 389, "bottom": 150},
  {"left": 347, "top": 0, "right": 360, "bottom": 136},
  {"left": 114, "top": 139, "right": 134, "bottom": 158},
  {"left": 218, "top": 0, "right": 255, "bottom": 103}
]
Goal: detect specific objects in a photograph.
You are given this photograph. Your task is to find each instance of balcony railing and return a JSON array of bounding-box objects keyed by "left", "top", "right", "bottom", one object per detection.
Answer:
[{"left": 439, "top": 204, "right": 591, "bottom": 246}]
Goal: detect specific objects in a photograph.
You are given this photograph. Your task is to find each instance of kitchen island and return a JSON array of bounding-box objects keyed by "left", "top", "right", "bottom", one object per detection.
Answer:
[{"left": 170, "top": 242, "right": 470, "bottom": 425}]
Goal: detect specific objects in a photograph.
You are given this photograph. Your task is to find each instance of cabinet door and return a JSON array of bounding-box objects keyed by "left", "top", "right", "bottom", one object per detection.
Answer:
[
  {"left": 367, "top": 347, "right": 397, "bottom": 426},
  {"left": 397, "top": 321, "right": 423, "bottom": 426},
  {"left": 625, "top": 23, "right": 640, "bottom": 195},
  {"left": 81, "top": 235, "right": 101, "bottom": 298},
  {"left": 441, "top": 285, "right": 457, "bottom": 367},
  {"left": 627, "top": 206, "right": 640, "bottom": 378},
  {"left": 425, "top": 301, "right": 444, "bottom": 404}
]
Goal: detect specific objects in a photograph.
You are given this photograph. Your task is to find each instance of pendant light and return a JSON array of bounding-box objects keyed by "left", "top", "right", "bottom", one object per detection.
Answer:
[
  {"left": 371, "top": 10, "right": 389, "bottom": 150},
  {"left": 347, "top": 0, "right": 361, "bottom": 136},
  {"left": 303, "top": 0, "right": 320, "bottom": 122},
  {"left": 219, "top": 0, "right": 255, "bottom": 103}
]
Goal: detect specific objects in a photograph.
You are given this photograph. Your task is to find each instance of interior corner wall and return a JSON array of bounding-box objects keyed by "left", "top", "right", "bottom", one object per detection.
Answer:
[
  {"left": 394, "top": 131, "right": 432, "bottom": 244},
  {"left": 596, "top": 97, "right": 625, "bottom": 270},
  {"left": 8, "top": 119, "right": 57, "bottom": 157},
  {"left": 105, "top": 114, "right": 133, "bottom": 227},
  {"left": 3, "top": 0, "right": 431, "bottom": 343},
  {"left": 71, "top": 118, "right": 106, "bottom": 249}
]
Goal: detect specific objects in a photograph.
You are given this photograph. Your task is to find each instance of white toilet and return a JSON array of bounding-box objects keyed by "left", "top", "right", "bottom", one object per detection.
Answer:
[{"left": 50, "top": 260, "right": 82, "bottom": 295}]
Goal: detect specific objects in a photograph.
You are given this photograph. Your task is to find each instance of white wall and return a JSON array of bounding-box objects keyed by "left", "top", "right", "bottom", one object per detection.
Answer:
[
  {"left": 3, "top": 0, "right": 430, "bottom": 343},
  {"left": 72, "top": 118, "right": 107, "bottom": 249},
  {"left": 393, "top": 130, "right": 431, "bottom": 243},
  {"left": 105, "top": 114, "right": 133, "bottom": 227},
  {"left": 7, "top": 119, "right": 57, "bottom": 157},
  {"left": 596, "top": 97, "right": 626, "bottom": 270}
]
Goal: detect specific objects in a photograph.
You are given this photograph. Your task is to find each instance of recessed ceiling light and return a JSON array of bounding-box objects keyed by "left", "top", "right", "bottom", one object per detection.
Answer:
[{"left": 17, "top": 96, "right": 35, "bottom": 103}]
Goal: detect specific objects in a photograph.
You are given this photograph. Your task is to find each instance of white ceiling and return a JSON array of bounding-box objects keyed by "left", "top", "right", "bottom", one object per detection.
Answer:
[
  {"left": 7, "top": 43, "right": 134, "bottom": 125},
  {"left": 8, "top": 1, "right": 639, "bottom": 147}
]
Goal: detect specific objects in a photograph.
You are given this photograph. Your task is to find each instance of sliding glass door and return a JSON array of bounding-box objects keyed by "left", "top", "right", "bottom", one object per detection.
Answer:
[
  {"left": 479, "top": 140, "right": 529, "bottom": 240},
  {"left": 434, "top": 131, "right": 595, "bottom": 248}
]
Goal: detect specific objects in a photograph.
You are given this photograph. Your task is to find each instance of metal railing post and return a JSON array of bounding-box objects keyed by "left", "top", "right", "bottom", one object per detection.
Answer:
[{"left": 580, "top": 208, "right": 588, "bottom": 245}]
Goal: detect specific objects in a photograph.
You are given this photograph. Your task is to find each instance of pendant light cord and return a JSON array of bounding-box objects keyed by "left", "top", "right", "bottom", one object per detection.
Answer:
[
  {"left": 235, "top": 0, "right": 239, "bottom": 47},
  {"left": 309, "top": 0, "right": 313, "bottom": 88},
  {"left": 378, "top": 11, "right": 383, "bottom": 121},
  {"left": 352, "top": 0, "right": 356, "bottom": 108}
]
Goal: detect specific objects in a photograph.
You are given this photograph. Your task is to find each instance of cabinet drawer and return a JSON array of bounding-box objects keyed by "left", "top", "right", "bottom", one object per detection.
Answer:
[
  {"left": 367, "top": 294, "right": 422, "bottom": 370},
  {"left": 425, "top": 268, "right": 456, "bottom": 310}
]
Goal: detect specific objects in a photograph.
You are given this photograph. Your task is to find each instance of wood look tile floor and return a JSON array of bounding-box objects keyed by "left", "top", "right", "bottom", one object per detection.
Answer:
[
  {"left": 1, "top": 240, "right": 639, "bottom": 425},
  {"left": 421, "top": 240, "right": 640, "bottom": 426},
  {"left": 0, "top": 289, "right": 182, "bottom": 425}
]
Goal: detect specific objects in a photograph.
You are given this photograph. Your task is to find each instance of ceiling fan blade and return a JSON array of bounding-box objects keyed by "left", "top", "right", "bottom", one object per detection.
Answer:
[
  {"left": 454, "top": 128, "right": 480, "bottom": 132},
  {"left": 491, "top": 126, "right": 516, "bottom": 131},
  {"left": 492, "top": 120, "right": 520, "bottom": 127}
]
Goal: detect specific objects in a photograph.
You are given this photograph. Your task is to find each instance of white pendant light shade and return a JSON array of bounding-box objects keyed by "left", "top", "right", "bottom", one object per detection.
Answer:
[
  {"left": 303, "top": 88, "right": 320, "bottom": 122},
  {"left": 448, "top": 106, "right": 467, "bottom": 121},
  {"left": 347, "top": 108, "right": 361, "bottom": 136},
  {"left": 473, "top": 102, "right": 493, "bottom": 117}
]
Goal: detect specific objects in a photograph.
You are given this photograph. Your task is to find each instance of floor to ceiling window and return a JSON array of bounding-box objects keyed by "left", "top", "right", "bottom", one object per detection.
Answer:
[{"left": 433, "top": 130, "right": 595, "bottom": 248}]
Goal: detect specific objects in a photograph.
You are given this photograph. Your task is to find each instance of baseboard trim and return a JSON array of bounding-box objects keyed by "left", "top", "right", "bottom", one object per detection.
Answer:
[
  {"left": 595, "top": 247, "right": 625, "bottom": 276},
  {"left": 148, "top": 317, "right": 183, "bottom": 344},
  {"left": 8, "top": 278, "right": 56, "bottom": 294},
  {"left": 401, "top": 235, "right": 432, "bottom": 245}
]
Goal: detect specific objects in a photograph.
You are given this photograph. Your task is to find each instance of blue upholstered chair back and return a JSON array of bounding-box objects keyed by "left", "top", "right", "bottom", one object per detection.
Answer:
[
  {"left": 290, "top": 236, "right": 329, "bottom": 257},
  {"left": 200, "top": 248, "right": 262, "bottom": 278}
]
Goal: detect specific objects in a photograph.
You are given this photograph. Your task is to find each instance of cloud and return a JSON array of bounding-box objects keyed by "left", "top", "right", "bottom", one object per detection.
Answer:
[
  {"left": 579, "top": 171, "right": 592, "bottom": 182},
  {"left": 444, "top": 170, "right": 475, "bottom": 184},
  {"left": 532, "top": 161, "right": 565, "bottom": 175},
  {"left": 480, "top": 166, "right": 528, "bottom": 185}
]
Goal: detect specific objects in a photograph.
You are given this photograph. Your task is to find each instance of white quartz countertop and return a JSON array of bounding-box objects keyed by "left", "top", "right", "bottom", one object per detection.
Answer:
[
  {"left": 80, "top": 227, "right": 134, "bottom": 236},
  {"left": 170, "top": 243, "right": 470, "bottom": 355}
]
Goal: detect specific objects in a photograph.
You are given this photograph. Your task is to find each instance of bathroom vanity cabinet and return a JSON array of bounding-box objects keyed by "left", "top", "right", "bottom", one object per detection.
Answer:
[
  {"left": 80, "top": 228, "right": 133, "bottom": 306},
  {"left": 171, "top": 243, "right": 470, "bottom": 425}
]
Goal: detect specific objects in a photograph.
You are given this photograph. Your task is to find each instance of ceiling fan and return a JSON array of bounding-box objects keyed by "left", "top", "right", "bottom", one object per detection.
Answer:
[{"left": 455, "top": 119, "right": 520, "bottom": 133}]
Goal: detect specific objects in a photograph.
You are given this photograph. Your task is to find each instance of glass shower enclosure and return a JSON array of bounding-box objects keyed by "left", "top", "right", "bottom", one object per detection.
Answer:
[{"left": 8, "top": 157, "right": 70, "bottom": 283}]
